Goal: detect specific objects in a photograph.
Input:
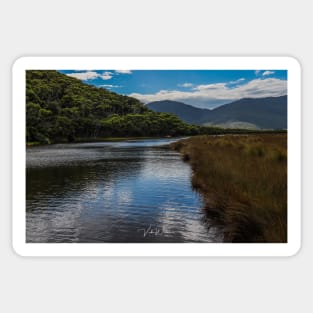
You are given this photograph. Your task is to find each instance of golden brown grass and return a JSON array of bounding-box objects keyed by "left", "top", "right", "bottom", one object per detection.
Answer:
[{"left": 171, "top": 134, "right": 287, "bottom": 243}]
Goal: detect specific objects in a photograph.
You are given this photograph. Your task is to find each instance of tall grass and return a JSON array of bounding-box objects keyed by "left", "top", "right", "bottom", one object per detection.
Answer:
[{"left": 171, "top": 134, "right": 287, "bottom": 242}]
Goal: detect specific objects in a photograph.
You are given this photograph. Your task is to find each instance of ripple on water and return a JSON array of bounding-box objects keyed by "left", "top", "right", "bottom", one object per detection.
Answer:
[{"left": 26, "top": 139, "right": 222, "bottom": 243}]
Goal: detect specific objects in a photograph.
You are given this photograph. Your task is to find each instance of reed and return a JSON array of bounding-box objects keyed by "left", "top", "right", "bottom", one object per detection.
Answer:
[{"left": 171, "top": 134, "right": 287, "bottom": 242}]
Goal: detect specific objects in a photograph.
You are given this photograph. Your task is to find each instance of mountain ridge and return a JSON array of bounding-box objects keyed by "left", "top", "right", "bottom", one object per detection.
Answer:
[
  {"left": 147, "top": 100, "right": 211, "bottom": 124},
  {"left": 147, "top": 96, "right": 287, "bottom": 129}
]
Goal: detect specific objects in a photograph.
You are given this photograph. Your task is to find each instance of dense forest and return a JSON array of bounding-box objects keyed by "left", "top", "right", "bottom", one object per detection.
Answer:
[{"left": 26, "top": 70, "right": 200, "bottom": 144}]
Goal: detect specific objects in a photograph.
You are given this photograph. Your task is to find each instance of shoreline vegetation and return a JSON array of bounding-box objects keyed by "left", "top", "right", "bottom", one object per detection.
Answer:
[
  {"left": 26, "top": 130, "right": 286, "bottom": 147},
  {"left": 26, "top": 136, "right": 165, "bottom": 147},
  {"left": 171, "top": 133, "right": 287, "bottom": 243}
]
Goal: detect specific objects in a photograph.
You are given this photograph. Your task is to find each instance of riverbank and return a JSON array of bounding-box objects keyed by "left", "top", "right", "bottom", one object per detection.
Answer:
[
  {"left": 26, "top": 136, "right": 170, "bottom": 147},
  {"left": 26, "top": 130, "right": 286, "bottom": 147},
  {"left": 171, "top": 133, "right": 287, "bottom": 243}
]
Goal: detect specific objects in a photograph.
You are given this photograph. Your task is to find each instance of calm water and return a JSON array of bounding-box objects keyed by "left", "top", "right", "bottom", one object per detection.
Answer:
[{"left": 26, "top": 138, "right": 222, "bottom": 243}]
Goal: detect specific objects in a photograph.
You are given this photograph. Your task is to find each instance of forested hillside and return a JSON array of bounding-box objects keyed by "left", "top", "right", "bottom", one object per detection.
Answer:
[{"left": 26, "top": 71, "right": 199, "bottom": 143}]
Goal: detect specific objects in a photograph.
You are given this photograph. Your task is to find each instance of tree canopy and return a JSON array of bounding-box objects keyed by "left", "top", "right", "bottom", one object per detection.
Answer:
[{"left": 26, "top": 70, "right": 200, "bottom": 143}]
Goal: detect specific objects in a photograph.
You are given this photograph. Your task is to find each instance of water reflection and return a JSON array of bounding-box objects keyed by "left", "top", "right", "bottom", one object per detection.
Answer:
[{"left": 26, "top": 138, "right": 222, "bottom": 243}]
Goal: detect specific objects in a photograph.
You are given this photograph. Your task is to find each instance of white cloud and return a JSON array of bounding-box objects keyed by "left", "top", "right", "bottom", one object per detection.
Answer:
[
  {"left": 262, "top": 70, "right": 275, "bottom": 76},
  {"left": 99, "top": 71, "right": 113, "bottom": 80},
  {"left": 115, "top": 70, "right": 132, "bottom": 74},
  {"left": 66, "top": 71, "right": 113, "bottom": 81},
  {"left": 228, "top": 78, "right": 245, "bottom": 84},
  {"left": 66, "top": 71, "right": 100, "bottom": 80},
  {"left": 129, "top": 78, "right": 287, "bottom": 109},
  {"left": 193, "top": 83, "right": 227, "bottom": 91},
  {"left": 178, "top": 82, "right": 193, "bottom": 88},
  {"left": 99, "top": 84, "right": 122, "bottom": 89}
]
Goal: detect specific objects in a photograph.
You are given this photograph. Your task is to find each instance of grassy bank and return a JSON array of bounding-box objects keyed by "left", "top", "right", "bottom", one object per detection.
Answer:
[{"left": 171, "top": 134, "right": 287, "bottom": 243}]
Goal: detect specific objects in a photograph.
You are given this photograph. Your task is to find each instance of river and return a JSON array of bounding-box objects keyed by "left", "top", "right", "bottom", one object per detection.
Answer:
[{"left": 26, "top": 138, "right": 222, "bottom": 243}]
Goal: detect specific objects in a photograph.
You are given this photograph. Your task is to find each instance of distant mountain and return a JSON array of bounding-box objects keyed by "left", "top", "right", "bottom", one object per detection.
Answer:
[
  {"left": 207, "top": 96, "right": 287, "bottom": 129},
  {"left": 147, "top": 100, "right": 211, "bottom": 124},
  {"left": 147, "top": 96, "right": 287, "bottom": 129}
]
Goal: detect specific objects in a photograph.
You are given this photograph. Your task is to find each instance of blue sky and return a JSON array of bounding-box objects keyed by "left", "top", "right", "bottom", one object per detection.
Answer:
[{"left": 59, "top": 70, "right": 287, "bottom": 109}]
